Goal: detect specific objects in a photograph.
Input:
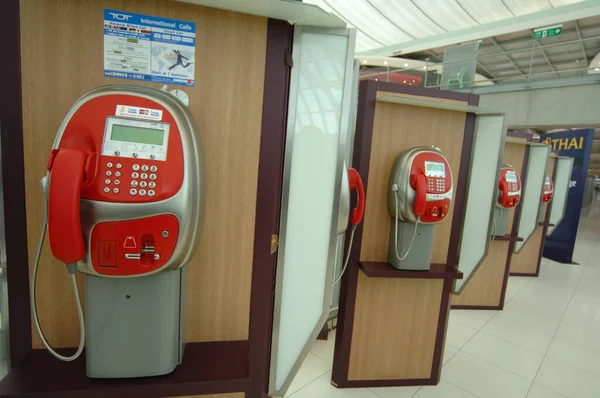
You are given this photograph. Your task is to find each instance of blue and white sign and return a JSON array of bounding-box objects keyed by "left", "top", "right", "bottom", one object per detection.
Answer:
[{"left": 104, "top": 9, "right": 196, "bottom": 86}]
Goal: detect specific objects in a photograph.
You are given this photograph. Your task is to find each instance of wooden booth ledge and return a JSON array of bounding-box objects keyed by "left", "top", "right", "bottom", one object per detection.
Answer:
[
  {"left": 538, "top": 222, "right": 555, "bottom": 227},
  {"left": 493, "top": 235, "right": 525, "bottom": 242},
  {"left": 359, "top": 262, "right": 463, "bottom": 280},
  {"left": 0, "top": 341, "right": 249, "bottom": 398}
]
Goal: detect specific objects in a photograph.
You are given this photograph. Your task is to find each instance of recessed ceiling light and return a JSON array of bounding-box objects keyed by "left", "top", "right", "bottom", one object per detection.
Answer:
[
  {"left": 383, "top": 61, "right": 388, "bottom": 66},
  {"left": 423, "top": 66, "right": 427, "bottom": 70},
  {"left": 375, "top": 78, "right": 378, "bottom": 81},
  {"left": 362, "top": 60, "right": 367, "bottom": 64},
  {"left": 404, "top": 63, "right": 408, "bottom": 67},
  {"left": 595, "top": 67, "right": 599, "bottom": 71},
  {"left": 409, "top": 83, "right": 412, "bottom": 85},
  {"left": 403, "top": 80, "right": 406, "bottom": 83},
  {"left": 412, "top": 80, "right": 415, "bottom": 82}
]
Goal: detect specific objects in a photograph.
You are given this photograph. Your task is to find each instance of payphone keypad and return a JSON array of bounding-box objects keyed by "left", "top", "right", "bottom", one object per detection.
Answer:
[
  {"left": 426, "top": 177, "right": 446, "bottom": 193},
  {"left": 102, "top": 160, "right": 159, "bottom": 198}
]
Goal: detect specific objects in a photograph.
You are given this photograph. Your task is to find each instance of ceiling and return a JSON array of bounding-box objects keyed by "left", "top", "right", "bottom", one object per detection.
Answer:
[
  {"left": 304, "top": 0, "right": 586, "bottom": 53},
  {"left": 408, "top": 15, "right": 600, "bottom": 84}
]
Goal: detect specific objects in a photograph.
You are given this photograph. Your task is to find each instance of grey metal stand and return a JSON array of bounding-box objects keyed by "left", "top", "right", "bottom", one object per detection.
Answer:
[
  {"left": 85, "top": 269, "right": 184, "bottom": 378},
  {"left": 493, "top": 207, "right": 508, "bottom": 236},
  {"left": 387, "top": 221, "right": 434, "bottom": 271}
]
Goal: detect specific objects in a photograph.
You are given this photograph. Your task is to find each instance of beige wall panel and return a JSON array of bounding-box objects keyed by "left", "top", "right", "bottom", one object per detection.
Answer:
[{"left": 20, "top": 0, "right": 267, "bottom": 347}]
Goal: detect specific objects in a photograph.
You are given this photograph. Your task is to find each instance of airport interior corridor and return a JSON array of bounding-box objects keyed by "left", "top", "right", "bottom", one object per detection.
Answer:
[{"left": 286, "top": 193, "right": 600, "bottom": 398}]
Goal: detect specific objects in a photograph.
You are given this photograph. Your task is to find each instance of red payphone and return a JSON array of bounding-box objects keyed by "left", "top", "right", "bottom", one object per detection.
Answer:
[
  {"left": 333, "top": 165, "right": 365, "bottom": 284},
  {"left": 32, "top": 85, "right": 203, "bottom": 378},
  {"left": 387, "top": 147, "right": 453, "bottom": 270},
  {"left": 497, "top": 165, "right": 522, "bottom": 209},
  {"left": 542, "top": 176, "right": 554, "bottom": 203}
]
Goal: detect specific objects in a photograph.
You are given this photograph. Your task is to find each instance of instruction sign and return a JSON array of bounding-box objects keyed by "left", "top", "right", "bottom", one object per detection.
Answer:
[{"left": 104, "top": 9, "right": 195, "bottom": 86}]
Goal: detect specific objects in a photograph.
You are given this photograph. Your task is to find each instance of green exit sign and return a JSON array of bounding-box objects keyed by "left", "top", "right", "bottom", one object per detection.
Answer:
[{"left": 533, "top": 24, "right": 563, "bottom": 39}]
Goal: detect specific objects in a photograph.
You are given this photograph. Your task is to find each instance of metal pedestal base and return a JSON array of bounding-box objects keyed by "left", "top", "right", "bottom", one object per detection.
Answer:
[
  {"left": 493, "top": 207, "right": 508, "bottom": 236},
  {"left": 387, "top": 221, "right": 434, "bottom": 271},
  {"left": 85, "top": 269, "right": 184, "bottom": 378}
]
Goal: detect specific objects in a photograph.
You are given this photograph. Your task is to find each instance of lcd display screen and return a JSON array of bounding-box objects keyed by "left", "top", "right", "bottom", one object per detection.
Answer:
[
  {"left": 425, "top": 162, "right": 445, "bottom": 174},
  {"left": 111, "top": 124, "right": 164, "bottom": 146},
  {"left": 506, "top": 172, "right": 517, "bottom": 183}
]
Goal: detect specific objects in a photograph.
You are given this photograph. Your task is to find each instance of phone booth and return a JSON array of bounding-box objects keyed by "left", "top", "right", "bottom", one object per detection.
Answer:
[{"left": 33, "top": 85, "right": 203, "bottom": 378}]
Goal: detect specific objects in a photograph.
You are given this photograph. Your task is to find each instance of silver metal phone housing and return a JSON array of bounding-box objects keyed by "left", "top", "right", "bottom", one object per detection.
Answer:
[
  {"left": 46, "top": 85, "right": 204, "bottom": 277},
  {"left": 387, "top": 146, "right": 453, "bottom": 224}
]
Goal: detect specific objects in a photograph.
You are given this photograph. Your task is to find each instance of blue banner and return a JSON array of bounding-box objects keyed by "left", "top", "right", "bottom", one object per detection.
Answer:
[{"left": 540, "top": 129, "right": 594, "bottom": 263}]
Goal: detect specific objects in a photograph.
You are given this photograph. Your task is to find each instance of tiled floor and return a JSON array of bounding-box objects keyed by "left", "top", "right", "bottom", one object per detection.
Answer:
[{"left": 286, "top": 193, "right": 600, "bottom": 398}]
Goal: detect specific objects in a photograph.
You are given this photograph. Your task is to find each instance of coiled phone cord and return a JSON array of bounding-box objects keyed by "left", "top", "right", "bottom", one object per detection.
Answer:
[
  {"left": 393, "top": 188, "right": 420, "bottom": 261},
  {"left": 332, "top": 224, "right": 357, "bottom": 285},
  {"left": 31, "top": 199, "right": 85, "bottom": 361}
]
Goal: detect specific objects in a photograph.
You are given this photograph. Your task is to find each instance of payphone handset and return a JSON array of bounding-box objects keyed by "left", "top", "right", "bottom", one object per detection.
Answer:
[
  {"left": 387, "top": 147, "right": 453, "bottom": 224},
  {"left": 542, "top": 176, "right": 554, "bottom": 203},
  {"left": 497, "top": 165, "right": 522, "bottom": 209},
  {"left": 32, "top": 85, "right": 203, "bottom": 367}
]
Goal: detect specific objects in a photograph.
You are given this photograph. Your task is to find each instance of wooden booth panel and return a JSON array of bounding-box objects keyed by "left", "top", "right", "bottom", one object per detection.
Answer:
[
  {"left": 348, "top": 273, "right": 443, "bottom": 380},
  {"left": 510, "top": 227, "right": 543, "bottom": 274},
  {"left": 20, "top": 0, "right": 267, "bottom": 348},
  {"left": 502, "top": 142, "right": 527, "bottom": 235},
  {"left": 359, "top": 100, "right": 467, "bottom": 264},
  {"left": 451, "top": 241, "right": 509, "bottom": 307}
]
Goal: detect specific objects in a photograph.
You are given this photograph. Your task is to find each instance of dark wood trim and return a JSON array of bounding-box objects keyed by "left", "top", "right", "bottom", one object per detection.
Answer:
[
  {"left": 452, "top": 304, "right": 503, "bottom": 310},
  {"left": 0, "top": 341, "right": 249, "bottom": 398},
  {"left": 446, "top": 112, "right": 477, "bottom": 270},
  {"left": 0, "top": 0, "right": 33, "bottom": 368},
  {"left": 316, "top": 323, "right": 329, "bottom": 341},
  {"left": 332, "top": 81, "right": 479, "bottom": 388},
  {"left": 509, "top": 272, "right": 540, "bottom": 277},
  {"left": 359, "top": 262, "right": 463, "bottom": 280},
  {"left": 493, "top": 235, "right": 524, "bottom": 242},
  {"left": 332, "top": 79, "right": 378, "bottom": 387},
  {"left": 431, "top": 279, "right": 453, "bottom": 383},
  {"left": 375, "top": 81, "right": 473, "bottom": 103},
  {"left": 335, "top": 377, "right": 436, "bottom": 388},
  {"left": 538, "top": 222, "right": 555, "bottom": 227},
  {"left": 248, "top": 19, "right": 293, "bottom": 398}
]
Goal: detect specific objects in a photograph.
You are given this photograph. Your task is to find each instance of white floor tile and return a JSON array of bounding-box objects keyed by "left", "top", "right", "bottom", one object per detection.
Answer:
[
  {"left": 445, "top": 320, "right": 479, "bottom": 349},
  {"left": 527, "top": 383, "right": 569, "bottom": 398},
  {"left": 369, "top": 385, "right": 420, "bottom": 398},
  {"left": 285, "top": 352, "right": 331, "bottom": 396},
  {"left": 555, "top": 321, "right": 600, "bottom": 352},
  {"left": 462, "top": 332, "right": 544, "bottom": 380},
  {"left": 290, "top": 371, "right": 380, "bottom": 398},
  {"left": 480, "top": 306, "right": 557, "bottom": 354},
  {"left": 535, "top": 357, "right": 600, "bottom": 398},
  {"left": 443, "top": 351, "right": 531, "bottom": 398},
  {"left": 443, "top": 344, "right": 459, "bottom": 366},
  {"left": 546, "top": 337, "right": 600, "bottom": 377},
  {"left": 310, "top": 329, "right": 336, "bottom": 365},
  {"left": 450, "top": 309, "right": 498, "bottom": 330},
  {"left": 413, "top": 380, "right": 477, "bottom": 398}
]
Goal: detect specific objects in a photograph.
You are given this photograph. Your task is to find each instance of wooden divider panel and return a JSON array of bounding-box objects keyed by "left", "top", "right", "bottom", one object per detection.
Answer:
[
  {"left": 451, "top": 241, "right": 509, "bottom": 307},
  {"left": 510, "top": 155, "right": 555, "bottom": 275},
  {"left": 20, "top": 0, "right": 267, "bottom": 347},
  {"left": 359, "top": 98, "right": 467, "bottom": 264},
  {"left": 348, "top": 273, "right": 443, "bottom": 380},
  {"left": 178, "top": 394, "right": 245, "bottom": 398}
]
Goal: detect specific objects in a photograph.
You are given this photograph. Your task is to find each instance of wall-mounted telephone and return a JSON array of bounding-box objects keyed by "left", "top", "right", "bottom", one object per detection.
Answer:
[
  {"left": 542, "top": 176, "right": 554, "bottom": 203},
  {"left": 32, "top": 85, "right": 203, "bottom": 378},
  {"left": 497, "top": 165, "right": 521, "bottom": 209},
  {"left": 333, "top": 164, "right": 365, "bottom": 285},
  {"left": 387, "top": 147, "right": 453, "bottom": 270}
]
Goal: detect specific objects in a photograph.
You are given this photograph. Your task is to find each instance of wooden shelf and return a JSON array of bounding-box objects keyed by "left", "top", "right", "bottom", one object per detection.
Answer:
[
  {"left": 0, "top": 341, "right": 249, "bottom": 398},
  {"left": 493, "top": 234, "right": 524, "bottom": 242},
  {"left": 359, "top": 262, "right": 463, "bottom": 280}
]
